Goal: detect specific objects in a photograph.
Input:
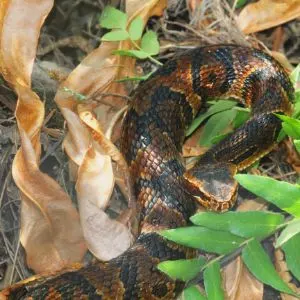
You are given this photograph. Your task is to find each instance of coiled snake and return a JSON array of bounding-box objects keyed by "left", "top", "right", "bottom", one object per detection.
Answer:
[{"left": 0, "top": 45, "right": 294, "bottom": 299}]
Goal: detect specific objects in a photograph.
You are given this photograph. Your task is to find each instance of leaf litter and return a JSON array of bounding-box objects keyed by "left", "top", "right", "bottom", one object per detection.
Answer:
[{"left": 0, "top": 0, "right": 299, "bottom": 299}]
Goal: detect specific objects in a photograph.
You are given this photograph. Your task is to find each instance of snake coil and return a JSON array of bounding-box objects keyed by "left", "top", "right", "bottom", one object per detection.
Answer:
[{"left": 0, "top": 45, "right": 294, "bottom": 299}]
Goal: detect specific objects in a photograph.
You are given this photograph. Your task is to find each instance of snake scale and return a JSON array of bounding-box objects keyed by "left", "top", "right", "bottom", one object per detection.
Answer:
[{"left": 0, "top": 45, "right": 294, "bottom": 299}]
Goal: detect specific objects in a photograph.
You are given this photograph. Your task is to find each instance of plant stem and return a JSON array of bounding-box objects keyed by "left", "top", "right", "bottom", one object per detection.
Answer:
[{"left": 130, "top": 39, "right": 163, "bottom": 66}]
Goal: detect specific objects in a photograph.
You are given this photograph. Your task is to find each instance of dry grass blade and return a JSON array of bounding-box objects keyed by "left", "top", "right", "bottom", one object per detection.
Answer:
[{"left": 0, "top": 0, "right": 86, "bottom": 274}]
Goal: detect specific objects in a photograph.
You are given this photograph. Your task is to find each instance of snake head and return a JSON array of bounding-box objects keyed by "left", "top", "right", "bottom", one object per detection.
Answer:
[{"left": 183, "top": 162, "right": 238, "bottom": 212}]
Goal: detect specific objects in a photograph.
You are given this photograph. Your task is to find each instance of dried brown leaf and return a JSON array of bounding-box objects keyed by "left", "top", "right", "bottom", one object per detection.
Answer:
[
  {"left": 0, "top": 0, "right": 86, "bottom": 273},
  {"left": 53, "top": 0, "right": 167, "bottom": 260},
  {"left": 223, "top": 200, "right": 264, "bottom": 300},
  {"left": 284, "top": 138, "right": 300, "bottom": 173},
  {"left": 76, "top": 146, "right": 133, "bottom": 261},
  {"left": 183, "top": 127, "right": 208, "bottom": 157},
  {"left": 237, "top": 0, "right": 300, "bottom": 34},
  {"left": 13, "top": 130, "right": 86, "bottom": 272},
  {"left": 274, "top": 248, "right": 300, "bottom": 300}
]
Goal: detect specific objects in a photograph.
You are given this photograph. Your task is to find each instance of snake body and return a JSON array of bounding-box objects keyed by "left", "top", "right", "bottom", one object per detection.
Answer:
[{"left": 0, "top": 45, "right": 294, "bottom": 299}]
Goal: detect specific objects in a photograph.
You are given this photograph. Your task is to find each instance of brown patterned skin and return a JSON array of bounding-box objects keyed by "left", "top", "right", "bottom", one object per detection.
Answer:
[{"left": 0, "top": 45, "right": 294, "bottom": 299}]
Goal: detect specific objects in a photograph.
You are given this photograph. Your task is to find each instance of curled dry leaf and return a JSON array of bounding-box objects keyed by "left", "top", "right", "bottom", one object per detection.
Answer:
[
  {"left": 14, "top": 131, "right": 86, "bottom": 272},
  {"left": 76, "top": 146, "right": 133, "bottom": 261},
  {"left": 0, "top": 0, "right": 86, "bottom": 273},
  {"left": 54, "top": 0, "right": 167, "bottom": 260},
  {"left": 223, "top": 200, "right": 264, "bottom": 300},
  {"left": 237, "top": 0, "right": 300, "bottom": 34}
]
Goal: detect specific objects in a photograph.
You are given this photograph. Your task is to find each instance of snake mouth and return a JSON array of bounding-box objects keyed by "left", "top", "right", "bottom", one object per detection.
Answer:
[
  {"left": 193, "top": 186, "right": 238, "bottom": 212},
  {"left": 183, "top": 162, "right": 238, "bottom": 212}
]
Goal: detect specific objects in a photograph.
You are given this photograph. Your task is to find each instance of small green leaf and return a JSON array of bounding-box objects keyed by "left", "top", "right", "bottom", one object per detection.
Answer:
[
  {"left": 141, "top": 30, "right": 159, "bottom": 55},
  {"left": 112, "top": 49, "right": 148, "bottom": 59},
  {"left": 235, "top": 174, "right": 300, "bottom": 217},
  {"left": 191, "top": 211, "right": 284, "bottom": 239},
  {"left": 186, "top": 100, "right": 237, "bottom": 136},
  {"left": 101, "top": 30, "right": 129, "bottom": 41},
  {"left": 99, "top": 6, "right": 127, "bottom": 29},
  {"left": 157, "top": 257, "right": 206, "bottom": 281},
  {"left": 275, "top": 114, "right": 300, "bottom": 139},
  {"left": 203, "top": 261, "right": 224, "bottom": 300},
  {"left": 183, "top": 286, "right": 207, "bottom": 300},
  {"left": 199, "top": 110, "right": 236, "bottom": 147},
  {"left": 294, "top": 140, "right": 300, "bottom": 153},
  {"left": 282, "top": 233, "right": 300, "bottom": 281},
  {"left": 128, "top": 16, "right": 143, "bottom": 40},
  {"left": 242, "top": 239, "right": 296, "bottom": 296},
  {"left": 160, "top": 227, "right": 245, "bottom": 255},
  {"left": 275, "top": 218, "right": 300, "bottom": 247}
]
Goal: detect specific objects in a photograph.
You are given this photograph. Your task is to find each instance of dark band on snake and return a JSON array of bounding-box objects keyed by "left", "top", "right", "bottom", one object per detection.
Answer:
[{"left": 1, "top": 45, "right": 294, "bottom": 299}]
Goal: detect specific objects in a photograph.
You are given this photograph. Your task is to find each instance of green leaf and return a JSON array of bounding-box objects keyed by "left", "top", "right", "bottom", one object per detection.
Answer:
[
  {"left": 294, "top": 140, "right": 300, "bottom": 153},
  {"left": 242, "top": 239, "right": 296, "bottom": 296},
  {"left": 160, "top": 227, "right": 245, "bottom": 255},
  {"left": 141, "top": 30, "right": 159, "bottom": 55},
  {"left": 293, "top": 99, "right": 300, "bottom": 118},
  {"left": 186, "top": 100, "right": 237, "bottom": 136},
  {"left": 282, "top": 233, "right": 300, "bottom": 281},
  {"left": 101, "top": 30, "right": 129, "bottom": 41},
  {"left": 275, "top": 218, "right": 300, "bottom": 247},
  {"left": 157, "top": 257, "right": 206, "bottom": 281},
  {"left": 290, "top": 63, "right": 300, "bottom": 88},
  {"left": 128, "top": 16, "right": 143, "bottom": 40},
  {"left": 275, "top": 114, "right": 300, "bottom": 139},
  {"left": 112, "top": 49, "right": 148, "bottom": 59},
  {"left": 99, "top": 6, "right": 127, "bottom": 29},
  {"left": 277, "top": 128, "right": 286, "bottom": 143},
  {"left": 191, "top": 211, "right": 284, "bottom": 239},
  {"left": 199, "top": 110, "right": 236, "bottom": 147},
  {"left": 203, "top": 261, "right": 224, "bottom": 300},
  {"left": 183, "top": 286, "right": 207, "bottom": 300},
  {"left": 232, "top": 109, "right": 250, "bottom": 128},
  {"left": 235, "top": 0, "right": 248, "bottom": 8},
  {"left": 235, "top": 174, "right": 300, "bottom": 217},
  {"left": 210, "top": 133, "right": 229, "bottom": 144}
]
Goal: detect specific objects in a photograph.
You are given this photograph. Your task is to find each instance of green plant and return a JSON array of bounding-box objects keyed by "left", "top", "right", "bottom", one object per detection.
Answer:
[
  {"left": 158, "top": 176, "right": 300, "bottom": 299},
  {"left": 99, "top": 6, "right": 161, "bottom": 81},
  {"left": 158, "top": 66, "right": 300, "bottom": 299}
]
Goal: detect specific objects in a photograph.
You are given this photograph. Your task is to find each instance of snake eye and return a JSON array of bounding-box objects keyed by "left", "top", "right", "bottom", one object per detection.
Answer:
[{"left": 183, "top": 162, "right": 238, "bottom": 212}]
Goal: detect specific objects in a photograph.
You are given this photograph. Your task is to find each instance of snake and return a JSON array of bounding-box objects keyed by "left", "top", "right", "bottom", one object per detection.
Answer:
[{"left": 0, "top": 44, "right": 294, "bottom": 299}]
